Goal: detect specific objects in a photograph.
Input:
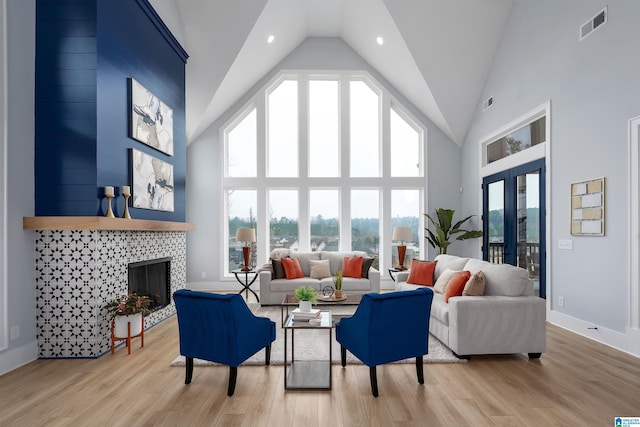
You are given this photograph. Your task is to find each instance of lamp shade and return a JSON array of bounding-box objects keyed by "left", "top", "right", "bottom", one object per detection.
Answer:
[
  {"left": 235, "top": 227, "right": 256, "bottom": 243},
  {"left": 392, "top": 226, "right": 412, "bottom": 242}
]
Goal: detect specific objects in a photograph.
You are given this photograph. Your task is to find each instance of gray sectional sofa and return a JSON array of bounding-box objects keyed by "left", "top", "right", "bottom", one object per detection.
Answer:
[
  {"left": 258, "top": 250, "right": 380, "bottom": 305},
  {"left": 395, "top": 254, "right": 546, "bottom": 358}
]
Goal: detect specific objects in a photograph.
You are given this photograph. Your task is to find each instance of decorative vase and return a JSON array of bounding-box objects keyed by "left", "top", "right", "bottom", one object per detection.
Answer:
[
  {"left": 113, "top": 313, "right": 143, "bottom": 338},
  {"left": 299, "top": 300, "right": 312, "bottom": 312},
  {"left": 334, "top": 290, "right": 344, "bottom": 299}
]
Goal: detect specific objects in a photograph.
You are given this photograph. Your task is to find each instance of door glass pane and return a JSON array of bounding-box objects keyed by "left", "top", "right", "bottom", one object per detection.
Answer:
[
  {"left": 227, "top": 190, "right": 257, "bottom": 273},
  {"left": 517, "top": 172, "right": 541, "bottom": 288},
  {"left": 268, "top": 80, "right": 298, "bottom": 177},
  {"left": 487, "top": 180, "right": 505, "bottom": 264},
  {"left": 269, "top": 190, "right": 298, "bottom": 252},
  {"left": 350, "top": 81, "right": 380, "bottom": 177},
  {"left": 351, "top": 190, "right": 379, "bottom": 268},
  {"left": 390, "top": 109, "right": 421, "bottom": 177},
  {"left": 309, "top": 80, "right": 339, "bottom": 177},
  {"left": 391, "top": 189, "right": 420, "bottom": 267},
  {"left": 227, "top": 109, "right": 256, "bottom": 177},
  {"left": 310, "top": 189, "right": 339, "bottom": 251}
]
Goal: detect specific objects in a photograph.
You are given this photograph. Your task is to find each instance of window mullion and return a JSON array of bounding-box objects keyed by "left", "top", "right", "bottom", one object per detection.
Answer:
[{"left": 340, "top": 75, "right": 351, "bottom": 250}]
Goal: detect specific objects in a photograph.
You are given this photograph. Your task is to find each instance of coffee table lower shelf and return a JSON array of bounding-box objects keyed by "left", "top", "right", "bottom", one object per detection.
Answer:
[{"left": 285, "top": 360, "right": 331, "bottom": 389}]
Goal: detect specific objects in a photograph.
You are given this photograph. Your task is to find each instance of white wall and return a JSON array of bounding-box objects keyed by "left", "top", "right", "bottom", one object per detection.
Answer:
[
  {"left": 461, "top": 0, "right": 640, "bottom": 355},
  {"left": 0, "top": 0, "right": 37, "bottom": 376},
  {"left": 186, "top": 38, "right": 462, "bottom": 291}
]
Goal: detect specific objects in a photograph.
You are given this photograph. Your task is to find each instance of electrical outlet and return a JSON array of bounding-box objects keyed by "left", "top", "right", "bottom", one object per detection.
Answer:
[
  {"left": 558, "top": 296, "right": 565, "bottom": 307},
  {"left": 558, "top": 239, "right": 573, "bottom": 250},
  {"left": 201, "top": 272, "right": 206, "bottom": 279},
  {"left": 10, "top": 326, "right": 19, "bottom": 340}
]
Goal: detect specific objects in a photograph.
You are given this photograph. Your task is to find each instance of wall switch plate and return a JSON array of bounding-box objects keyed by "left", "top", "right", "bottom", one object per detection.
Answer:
[
  {"left": 201, "top": 272, "right": 206, "bottom": 279},
  {"left": 10, "top": 326, "right": 19, "bottom": 340},
  {"left": 558, "top": 239, "right": 573, "bottom": 250},
  {"left": 558, "top": 296, "right": 565, "bottom": 307}
]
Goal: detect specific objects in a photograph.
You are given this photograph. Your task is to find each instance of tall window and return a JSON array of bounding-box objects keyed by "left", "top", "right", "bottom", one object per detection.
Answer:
[
  {"left": 226, "top": 108, "right": 256, "bottom": 177},
  {"left": 269, "top": 190, "right": 298, "bottom": 253},
  {"left": 310, "top": 189, "right": 339, "bottom": 251},
  {"left": 227, "top": 190, "right": 257, "bottom": 270},
  {"left": 350, "top": 81, "right": 380, "bottom": 177},
  {"left": 222, "top": 71, "right": 425, "bottom": 276},
  {"left": 309, "top": 80, "right": 339, "bottom": 177},
  {"left": 268, "top": 80, "right": 298, "bottom": 177},
  {"left": 351, "top": 190, "right": 380, "bottom": 268},
  {"left": 391, "top": 189, "right": 420, "bottom": 265}
]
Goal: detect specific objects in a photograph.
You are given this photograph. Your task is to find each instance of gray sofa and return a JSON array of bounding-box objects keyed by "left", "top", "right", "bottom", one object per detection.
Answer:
[
  {"left": 259, "top": 251, "right": 380, "bottom": 305},
  {"left": 395, "top": 254, "right": 546, "bottom": 358}
]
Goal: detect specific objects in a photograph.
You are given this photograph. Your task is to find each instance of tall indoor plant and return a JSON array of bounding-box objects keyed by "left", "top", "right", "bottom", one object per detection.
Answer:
[{"left": 424, "top": 208, "right": 483, "bottom": 255}]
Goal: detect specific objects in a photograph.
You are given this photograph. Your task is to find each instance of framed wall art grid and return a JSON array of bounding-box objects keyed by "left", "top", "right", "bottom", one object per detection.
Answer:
[{"left": 571, "top": 177, "right": 605, "bottom": 236}]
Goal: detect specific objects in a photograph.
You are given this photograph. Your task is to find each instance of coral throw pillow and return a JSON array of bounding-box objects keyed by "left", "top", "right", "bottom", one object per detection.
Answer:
[
  {"left": 342, "top": 256, "right": 363, "bottom": 278},
  {"left": 281, "top": 257, "right": 304, "bottom": 279},
  {"left": 406, "top": 260, "right": 437, "bottom": 286},
  {"left": 445, "top": 270, "right": 472, "bottom": 302}
]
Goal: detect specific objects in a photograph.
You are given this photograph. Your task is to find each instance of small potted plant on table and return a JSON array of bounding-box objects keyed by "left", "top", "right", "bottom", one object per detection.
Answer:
[
  {"left": 103, "top": 292, "right": 152, "bottom": 354},
  {"left": 333, "top": 270, "right": 344, "bottom": 299},
  {"left": 294, "top": 286, "right": 317, "bottom": 312}
]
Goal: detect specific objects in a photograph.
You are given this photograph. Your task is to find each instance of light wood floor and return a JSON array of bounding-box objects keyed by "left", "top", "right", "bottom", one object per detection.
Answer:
[{"left": 1, "top": 301, "right": 639, "bottom": 426}]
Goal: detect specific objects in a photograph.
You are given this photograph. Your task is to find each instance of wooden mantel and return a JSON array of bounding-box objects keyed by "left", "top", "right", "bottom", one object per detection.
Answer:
[{"left": 23, "top": 216, "right": 195, "bottom": 231}]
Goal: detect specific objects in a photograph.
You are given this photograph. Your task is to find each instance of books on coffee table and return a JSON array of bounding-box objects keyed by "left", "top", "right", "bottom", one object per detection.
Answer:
[{"left": 291, "top": 308, "right": 320, "bottom": 321}]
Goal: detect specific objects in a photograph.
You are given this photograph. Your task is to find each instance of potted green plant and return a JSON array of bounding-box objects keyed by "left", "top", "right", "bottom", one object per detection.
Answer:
[
  {"left": 425, "top": 208, "right": 483, "bottom": 255},
  {"left": 294, "top": 285, "right": 317, "bottom": 312},
  {"left": 333, "top": 270, "right": 343, "bottom": 299},
  {"left": 103, "top": 292, "right": 152, "bottom": 338}
]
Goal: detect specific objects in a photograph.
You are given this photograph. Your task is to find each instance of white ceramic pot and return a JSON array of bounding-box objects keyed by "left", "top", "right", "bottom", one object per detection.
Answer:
[
  {"left": 299, "top": 300, "right": 312, "bottom": 313},
  {"left": 113, "top": 313, "right": 143, "bottom": 338}
]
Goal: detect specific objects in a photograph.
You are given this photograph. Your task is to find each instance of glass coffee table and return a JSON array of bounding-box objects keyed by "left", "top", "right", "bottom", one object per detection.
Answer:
[
  {"left": 280, "top": 293, "right": 362, "bottom": 327},
  {"left": 283, "top": 311, "right": 334, "bottom": 390}
]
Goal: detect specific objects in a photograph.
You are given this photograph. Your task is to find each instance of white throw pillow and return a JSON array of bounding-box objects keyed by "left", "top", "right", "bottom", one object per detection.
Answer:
[
  {"left": 462, "top": 270, "right": 486, "bottom": 296},
  {"left": 309, "top": 259, "right": 332, "bottom": 279},
  {"left": 433, "top": 268, "right": 459, "bottom": 294}
]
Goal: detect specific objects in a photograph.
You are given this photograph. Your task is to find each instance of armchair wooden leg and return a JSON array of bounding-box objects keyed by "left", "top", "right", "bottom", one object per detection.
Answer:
[
  {"left": 227, "top": 366, "right": 238, "bottom": 396},
  {"left": 369, "top": 366, "right": 379, "bottom": 397},
  {"left": 265, "top": 344, "right": 272, "bottom": 365},
  {"left": 185, "top": 357, "right": 194, "bottom": 385},
  {"left": 416, "top": 356, "right": 424, "bottom": 384},
  {"left": 340, "top": 346, "right": 347, "bottom": 367}
]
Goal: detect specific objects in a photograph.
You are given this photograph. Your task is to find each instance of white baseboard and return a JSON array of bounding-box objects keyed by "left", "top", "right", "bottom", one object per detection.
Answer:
[
  {"left": 548, "top": 310, "right": 638, "bottom": 358},
  {"left": 627, "top": 327, "right": 640, "bottom": 356},
  {"left": 0, "top": 339, "right": 38, "bottom": 376}
]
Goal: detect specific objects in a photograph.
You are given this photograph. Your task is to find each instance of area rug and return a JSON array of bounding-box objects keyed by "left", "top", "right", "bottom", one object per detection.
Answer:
[{"left": 171, "top": 303, "right": 465, "bottom": 366}]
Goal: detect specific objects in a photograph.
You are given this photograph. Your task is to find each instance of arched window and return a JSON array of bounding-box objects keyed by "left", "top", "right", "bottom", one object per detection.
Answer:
[{"left": 223, "top": 71, "right": 425, "bottom": 275}]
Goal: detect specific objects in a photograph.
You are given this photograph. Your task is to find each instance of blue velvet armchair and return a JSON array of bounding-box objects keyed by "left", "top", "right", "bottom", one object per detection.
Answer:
[
  {"left": 335, "top": 288, "right": 434, "bottom": 397},
  {"left": 173, "top": 289, "right": 276, "bottom": 396}
]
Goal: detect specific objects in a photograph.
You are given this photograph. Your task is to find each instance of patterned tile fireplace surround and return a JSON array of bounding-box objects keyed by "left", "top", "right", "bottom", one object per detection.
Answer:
[{"left": 26, "top": 218, "right": 191, "bottom": 358}]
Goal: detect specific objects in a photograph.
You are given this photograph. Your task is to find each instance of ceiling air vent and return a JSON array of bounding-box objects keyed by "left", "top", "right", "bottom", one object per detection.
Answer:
[
  {"left": 580, "top": 6, "right": 607, "bottom": 41},
  {"left": 482, "top": 96, "right": 494, "bottom": 111}
]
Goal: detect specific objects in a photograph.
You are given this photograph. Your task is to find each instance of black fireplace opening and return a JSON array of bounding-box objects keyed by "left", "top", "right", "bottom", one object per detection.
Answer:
[{"left": 128, "top": 257, "right": 171, "bottom": 312}]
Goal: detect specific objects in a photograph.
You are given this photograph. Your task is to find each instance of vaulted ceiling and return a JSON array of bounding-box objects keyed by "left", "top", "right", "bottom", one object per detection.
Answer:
[{"left": 149, "top": 0, "right": 513, "bottom": 146}]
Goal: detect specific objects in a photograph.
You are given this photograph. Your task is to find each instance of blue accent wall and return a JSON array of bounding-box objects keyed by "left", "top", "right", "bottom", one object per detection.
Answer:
[{"left": 35, "top": 0, "right": 187, "bottom": 221}]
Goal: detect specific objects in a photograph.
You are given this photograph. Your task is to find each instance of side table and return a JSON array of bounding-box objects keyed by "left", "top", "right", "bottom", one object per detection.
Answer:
[
  {"left": 388, "top": 267, "right": 408, "bottom": 281},
  {"left": 284, "top": 311, "right": 333, "bottom": 390},
  {"left": 231, "top": 269, "right": 259, "bottom": 303}
]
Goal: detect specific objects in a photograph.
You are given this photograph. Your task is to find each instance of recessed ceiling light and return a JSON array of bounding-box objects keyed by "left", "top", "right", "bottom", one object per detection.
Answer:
[
  {"left": 267, "top": 34, "right": 275, "bottom": 44},
  {"left": 376, "top": 36, "right": 384, "bottom": 45}
]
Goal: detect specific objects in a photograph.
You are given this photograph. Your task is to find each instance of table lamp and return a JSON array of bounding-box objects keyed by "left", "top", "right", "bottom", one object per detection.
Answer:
[
  {"left": 236, "top": 227, "right": 256, "bottom": 271},
  {"left": 392, "top": 226, "right": 412, "bottom": 270}
]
